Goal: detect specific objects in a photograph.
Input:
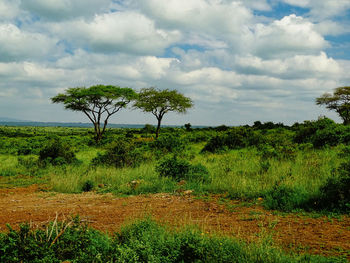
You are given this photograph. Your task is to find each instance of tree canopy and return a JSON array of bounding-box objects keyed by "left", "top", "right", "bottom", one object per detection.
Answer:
[
  {"left": 51, "top": 85, "right": 137, "bottom": 142},
  {"left": 134, "top": 87, "right": 193, "bottom": 138},
  {"left": 316, "top": 86, "right": 350, "bottom": 125}
]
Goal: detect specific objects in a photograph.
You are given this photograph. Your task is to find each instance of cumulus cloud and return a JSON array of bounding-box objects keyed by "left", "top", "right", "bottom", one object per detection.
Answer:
[
  {"left": 0, "top": 23, "right": 61, "bottom": 62},
  {"left": 282, "top": 0, "right": 350, "bottom": 19},
  {"left": 0, "top": 0, "right": 20, "bottom": 21},
  {"left": 20, "top": 0, "right": 111, "bottom": 21},
  {"left": 136, "top": 0, "right": 253, "bottom": 50},
  {"left": 49, "top": 12, "right": 181, "bottom": 55},
  {"left": 0, "top": 0, "right": 348, "bottom": 125},
  {"left": 236, "top": 52, "right": 342, "bottom": 79},
  {"left": 252, "top": 15, "right": 328, "bottom": 58}
]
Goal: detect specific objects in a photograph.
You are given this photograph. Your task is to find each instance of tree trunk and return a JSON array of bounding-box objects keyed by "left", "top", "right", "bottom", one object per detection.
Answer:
[{"left": 155, "top": 117, "right": 162, "bottom": 139}]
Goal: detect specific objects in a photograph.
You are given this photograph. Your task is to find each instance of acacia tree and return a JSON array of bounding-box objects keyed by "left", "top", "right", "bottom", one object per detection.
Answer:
[
  {"left": 51, "top": 85, "right": 137, "bottom": 142},
  {"left": 316, "top": 86, "right": 350, "bottom": 125},
  {"left": 134, "top": 87, "right": 194, "bottom": 138}
]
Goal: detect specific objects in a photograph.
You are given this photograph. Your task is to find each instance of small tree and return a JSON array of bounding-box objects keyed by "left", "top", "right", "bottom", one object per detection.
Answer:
[
  {"left": 134, "top": 87, "right": 193, "bottom": 138},
  {"left": 51, "top": 85, "right": 137, "bottom": 142},
  {"left": 316, "top": 86, "right": 350, "bottom": 125}
]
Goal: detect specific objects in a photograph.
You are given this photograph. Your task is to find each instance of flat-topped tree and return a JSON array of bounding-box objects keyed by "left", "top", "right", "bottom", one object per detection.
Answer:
[
  {"left": 51, "top": 85, "right": 137, "bottom": 142},
  {"left": 316, "top": 86, "right": 350, "bottom": 125},
  {"left": 134, "top": 87, "right": 194, "bottom": 138}
]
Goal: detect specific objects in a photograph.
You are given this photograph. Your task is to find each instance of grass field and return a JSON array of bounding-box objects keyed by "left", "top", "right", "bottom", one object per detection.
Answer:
[{"left": 1, "top": 120, "right": 350, "bottom": 261}]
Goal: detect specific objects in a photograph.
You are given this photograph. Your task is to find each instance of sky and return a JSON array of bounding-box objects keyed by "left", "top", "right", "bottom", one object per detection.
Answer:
[{"left": 0, "top": 0, "right": 350, "bottom": 126}]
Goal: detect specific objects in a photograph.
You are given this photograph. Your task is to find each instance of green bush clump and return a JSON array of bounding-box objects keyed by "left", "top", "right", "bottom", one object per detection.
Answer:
[
  {"left": 202, "top": 127, "right": 261, "bottom": 153},
  {"left": 92, "top": 139, "right": 143, "bottom": 168},
  {"left": 151, "top": 134, "right": 187, "bottom": 154},
  {"left": 0, "top": 217, "right": 112, "bottom": 263},
  {"left": 156, "top": 156, "right": 209, "bottom": 182},
  {"left": 315, "top": 161, "right": 350, "bottom": 212},
  {"left": 82, "top": 180, "right": 95, "bottom": 192},
  {"left": 263, "top": 184, "right": 309, "bottom": 212},
  {"left": 0, "top": 170, "right": 17, "bottom": 177},
  {"left": 38, "top": 137, "right": 77, "bottom": 165}
]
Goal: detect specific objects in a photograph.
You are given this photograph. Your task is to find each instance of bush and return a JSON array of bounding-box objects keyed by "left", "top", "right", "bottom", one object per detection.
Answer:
[
  {"left": 202, "top": 127, "right": 261, "bottom": 153},
  {"left": 156, "top": 156, "right": 209, "bottom": 182},
  {"left": 0, "top": 170, "right": 16, "bottom": 177},
  {"left": 316, "top": 161, "right": 350, "bottom": 212},
  {"left": 263, "top": 184, "right": 309, "bottom": 212},
  {"left": 151, "top": 134, "right": 186, "bottom": 154},
  {"left": 0, "top": 217, "right": 112, "bottom": 263},
  {"left": 39, "top": 137, "right": 77, "bottom": 165},
  {"left": 92, "top": 139, "right": 143, "bottom": 168},
  {"left": 82, "top": 180, "right": 95, "bottom": 192}
]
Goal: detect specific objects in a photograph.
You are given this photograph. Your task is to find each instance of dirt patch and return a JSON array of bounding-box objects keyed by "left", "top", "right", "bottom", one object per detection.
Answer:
[{"left": 1, "top": 185, "right": 350, "bottom": 259}]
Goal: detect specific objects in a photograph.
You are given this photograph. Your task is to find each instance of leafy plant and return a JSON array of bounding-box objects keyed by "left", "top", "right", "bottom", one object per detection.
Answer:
[
  {"left": 39, "top": 137, "right": 77, "bottom": 165},
  {"left": 156, "top": 156, "right": 209, "bottom": 182},
  {"left": 92, "top": 139, "right": 143, "bottom": 168}
]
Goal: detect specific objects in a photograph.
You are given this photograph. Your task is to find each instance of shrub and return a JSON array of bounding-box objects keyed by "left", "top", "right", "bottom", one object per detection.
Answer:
[
  {"left": 263, "top": 184, "right": 309, "bottom": 212},
  {"left": 151, "top": 134, "right": 186, "bottom": 154},
  {"left": 141, "top": 124, "right": 156, "bottom": 134},
  {"left": 0, "top": 170, "right": 16, "bottom": 177},
  {"left": 201, "top": 135, "right": 227, "bottom": 153},
  {"left": 92, "top": 139, "right": 143, "bottom": 168},
  {"left": 202, "top": 127, "right": 260, "bottom": 153},
  {"left": 316, "top": 161, "right": 350, "bottom": 212},
  {"left": 82, "top": 180, "right": 95, "bottom": 192},
  {"left": 39, "top": 137, "right": 77, "bottom": 165},
  {"left": 156, "top": 156, "right": 209, "bottom": 182}
]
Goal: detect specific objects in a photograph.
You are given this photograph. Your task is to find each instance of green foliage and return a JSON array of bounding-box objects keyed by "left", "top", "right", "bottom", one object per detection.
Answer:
[
  {"left": 151, "top": 134, "right": 187, "bottom": 154},
  {"left": 141, "top": 124, "right": 155, "bottom": 134},
  {"left": 0, "top": 218, "right": 343, "bottom": 263},
  {"left": 202, "top": 127, "right": 261, "bottom": 153},
  {"left": 82, "top": 180, "right": 95, "bottom": 192},
  {"left": 134, "top": 87, "right": 193, "bottom": 137},
  {"left": 0, "top": 170, "right": 17, "bottom": 177},
  {"left": 0, "top": 217, "right": 112, "bottom": 263},
  {"left": 51, "top": 85, "right": 137, "bottom": 142},
  {"left": 91, "top": 139, "right": 144, "bottom": 168},
  {"left": 156, "top": 156, "right": 209, "bottom": 182},
  {"left": 316, "top": 86, "right": 350, "bottom": 125},
  {"left": 316, "top": 160, "right": 350, "bottom": 212},
  {"left": 263, "top": 184, "right": 309, "bottom": 212},
  {"left": 39, "top": 137, "right": 77, "bottom": 165},
  {"left": 293, "top": 117, "right": 350, "bottom": 148}
]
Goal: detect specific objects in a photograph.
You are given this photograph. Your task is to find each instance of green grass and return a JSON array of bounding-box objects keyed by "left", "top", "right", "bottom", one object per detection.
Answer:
[{"left": 0, "top": 144, "right": 343, "bottom": 199}]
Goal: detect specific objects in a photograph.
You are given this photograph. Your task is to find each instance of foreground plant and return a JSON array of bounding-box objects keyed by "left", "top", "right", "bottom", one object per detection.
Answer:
[{"left": 0, "top": 217, "right": 345, "bottom": 263}]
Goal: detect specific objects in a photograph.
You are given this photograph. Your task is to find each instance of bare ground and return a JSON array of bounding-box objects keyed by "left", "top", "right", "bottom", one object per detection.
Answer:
[{"left": 1, "top": 185, "right": 350, "bottom": 259}]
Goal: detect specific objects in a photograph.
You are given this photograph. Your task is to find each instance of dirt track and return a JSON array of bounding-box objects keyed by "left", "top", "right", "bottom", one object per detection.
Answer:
[{"left": 1, "top": 185, "right": 350, "bottom": 259}]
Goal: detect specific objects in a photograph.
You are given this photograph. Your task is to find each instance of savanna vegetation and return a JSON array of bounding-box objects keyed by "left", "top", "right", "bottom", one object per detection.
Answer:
[
  {"left": 1, "top": 86, "right": 350, "bottom": 261},
  {"left": 2, "top": 116, "right": 350, "bottom": 213}
]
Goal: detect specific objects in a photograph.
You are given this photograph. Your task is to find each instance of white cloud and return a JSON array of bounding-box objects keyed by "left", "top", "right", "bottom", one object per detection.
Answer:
[
  {"left": 314, "top": 20, "right": 350, "bottom": 36},
  {"left": 0, "top": 0, "right": 20, "bottom": 21},
  {"left": 0, "top": 23, "right": 60, "bottom": 62},
  {"left": 282, "top": 0, "right": 350, "bottom": 19},
  {"left": 236, "top": 52, "right": 342, "bottom": 79},
  {"left": 252, "top": 15, "right": 328, "bottom": 58},
  {"left": 20, "top": 0, "right": 111, "bottom": 21},
  {"left": 136, "top": 0, "right": 253, "bottom": 50},
  {"left": 49, "top": 12, "right": 181, "bottom": 55}
]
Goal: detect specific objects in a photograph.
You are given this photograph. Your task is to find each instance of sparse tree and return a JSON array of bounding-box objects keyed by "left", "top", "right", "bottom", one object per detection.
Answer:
[
  {"left": 134, "top": 87, "right": 194, "bottom": 138},
  {"left": 51, "top": 85, "right": 137, "bottom": 142},
  {"left": 316, "top": 86, "right": 350, "bottom": 125}
]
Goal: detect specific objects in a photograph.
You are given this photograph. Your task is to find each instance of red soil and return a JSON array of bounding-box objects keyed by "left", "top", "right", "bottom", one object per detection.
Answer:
[{"left": 0, "top": 185, "right": 349, "bottom": 259}]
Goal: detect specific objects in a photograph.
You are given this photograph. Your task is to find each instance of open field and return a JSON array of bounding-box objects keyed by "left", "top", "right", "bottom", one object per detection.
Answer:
[{"left": 1, "top": 120, "right": 350, "bottom": 261}]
